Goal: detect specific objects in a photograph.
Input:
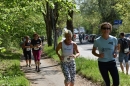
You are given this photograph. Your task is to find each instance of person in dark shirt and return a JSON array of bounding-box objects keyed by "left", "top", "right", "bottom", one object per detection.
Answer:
[
  {"left": 78, "top": 32, "right": 83, "bottom": 43},
  {"left": 23, "top": 36, "right": 32, "bottom": 67},
  {"left": 40, "top": 36, "right": 44, "bottom": 45},
  {"left": 118, "top": 32, "right": 130, "bottom": 74},
  {"left": 82, "top": 33, "right": 85, "bottom": 40},
  {"left": 31, "top": 33, "right": 42, "bottom": 72}
]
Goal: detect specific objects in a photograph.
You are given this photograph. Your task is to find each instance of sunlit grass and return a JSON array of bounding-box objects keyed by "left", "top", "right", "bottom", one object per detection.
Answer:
[
  {"left": 44, "top": 44, "right": 60, "bottom": 61},
  {"left": 44, "top": 43, "right": 130, "bottom": 86},
  {"left": 0, "top": 51, "right": 29, "bottom": 86},
  {"left": 75, "top": 57, "right": 103, "bottom": 84},
  {"left": 44, "top": 36, "right": 62, "bottom": 62}
]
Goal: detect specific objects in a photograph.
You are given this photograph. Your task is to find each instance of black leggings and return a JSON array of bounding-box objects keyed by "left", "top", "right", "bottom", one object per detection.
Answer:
[
  {"left": 98, "top": 60, "right": 119, "bottom": 86},
  {"left": 24, "top": 51, "right": 31, "bottom": 60}
]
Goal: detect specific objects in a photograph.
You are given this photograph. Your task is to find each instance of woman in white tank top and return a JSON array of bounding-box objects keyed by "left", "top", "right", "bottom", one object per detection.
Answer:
[{"left": 56, "top": 29, "right": 80, "bottom": 86}]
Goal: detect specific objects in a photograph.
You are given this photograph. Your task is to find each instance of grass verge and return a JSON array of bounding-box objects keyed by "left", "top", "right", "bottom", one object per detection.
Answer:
[
  {"left": 44, "top": 44, "right": 130, "bottom": 86},
  {"left": 0, "top": 51, "right": 29, "bottom": 86}
]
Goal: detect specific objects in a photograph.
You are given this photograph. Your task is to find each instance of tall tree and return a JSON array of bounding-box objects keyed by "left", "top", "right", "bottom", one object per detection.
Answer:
[
  {"left": 42, "top": 1, "right": 53, "bottom": 46},
  {"left": 42, "top": 0, "right": 76, "bottom": 47},
  {"left": 98, "top": 0, "right": 120, "bottom": 23},
  {"left": 42, "top": 0, "right": 60, "bottom": 47},
  {"left": 66, "top": 0, "right": 77, "bottom": 36},
  {"left": 79, "top": 0, "right": 100, "bottom": 34},
  {"left": 67, "top": 10, "right": 74, "bottom": 34}
]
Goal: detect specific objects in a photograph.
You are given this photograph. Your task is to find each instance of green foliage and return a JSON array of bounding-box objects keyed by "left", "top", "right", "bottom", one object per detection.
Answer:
[
  {"left": 75, "top": 0, "right": 101, "bottom": 34},
  {"left": 0, "top": 38, "right": 6, "bottom": 52},
  {"left": 0, "top": 51, "right": 29, "bottom": 86},
  {"left": 114, "top": 0, "right": 130, "bottom": 33},
  {"left": 0, "top": 0, "right": 46, "bottom": 50},
  {"left": 75, "top": 0, "right": 130, "bottom": 35}
]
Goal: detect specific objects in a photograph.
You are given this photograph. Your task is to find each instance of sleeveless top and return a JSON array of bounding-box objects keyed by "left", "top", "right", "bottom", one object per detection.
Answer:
[
  {"left": 62, "top": 41, "right": 74, "bottom": 62},
  {"left": 24, "top": 41, "right": 31, "bottom": 52}
]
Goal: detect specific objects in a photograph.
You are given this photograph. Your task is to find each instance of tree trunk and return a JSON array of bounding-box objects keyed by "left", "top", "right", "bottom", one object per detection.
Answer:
[
  {"left": 67, "top": 10, "right": 74, "bottom": 41},
  {"left": 42, "top": 2, "right": 52, "bottom": 46},
  {"left": 42, "top": 2, "right": 59, "bottom": 47},
  {"left": 67, "top": 10, "right": 74, "bottom": 33},
  {"left": 52, "top": 2, "right": 59, "bottom": 49}
]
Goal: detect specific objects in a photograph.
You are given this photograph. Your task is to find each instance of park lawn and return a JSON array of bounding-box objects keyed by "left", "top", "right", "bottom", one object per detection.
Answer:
[
  {"left": 0, "top": 51, "right": 29, "bottom": 86},
  {"left": 44, "top": 44, "right": 130, "bottom": 86}
]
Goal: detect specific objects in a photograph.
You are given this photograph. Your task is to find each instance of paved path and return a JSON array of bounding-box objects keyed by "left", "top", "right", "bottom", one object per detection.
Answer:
[
  {"left": 20, "top": 53, "right": 100, "bottom": 86},
  {"left": 20, "top": 38, "right": 130, "bottom": 86}
]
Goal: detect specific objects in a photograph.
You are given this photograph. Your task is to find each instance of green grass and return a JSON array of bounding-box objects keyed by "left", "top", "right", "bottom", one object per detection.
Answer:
[
  {"left": 0, "top": 51, "right": 29, "bottom": 86},
  {"left": 75, "top": 57, "right": 102, "bottom": 82},
  {"left": 44, "top": 43, "right": 130, "bottom": 86},
  {"left": 44, "top": 36, "right": 62, "bottom": 62},
  {"left": 44, "top": 44, "right": 60, "bottom": 61},
  {"left": 119, "top": 72, "right": 130, "bottom": 86}
]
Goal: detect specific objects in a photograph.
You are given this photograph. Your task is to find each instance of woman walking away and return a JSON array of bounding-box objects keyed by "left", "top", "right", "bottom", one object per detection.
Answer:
[
  {"left": 23, "top": 36, "right": 32, "bottom": 67},
  {"left": 118, "top": 32, "right": 130, "bottom": 74},
  {"left": 56, "top": 29, "right": 80, "bottom": 86},
  {"left": 31, "top": 33, "right": 42, "bottom": 72},
  {"left": 92, "top": 22, "right": 119, "bottom": 86}
]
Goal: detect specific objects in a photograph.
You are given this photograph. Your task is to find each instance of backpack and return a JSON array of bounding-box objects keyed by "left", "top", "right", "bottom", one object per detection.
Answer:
[
  {"left": 120, "top": 38, "right": 129, "bottom": 54},
  {"left": 79, "top": 34, "right": 82, "bottom": 39}
]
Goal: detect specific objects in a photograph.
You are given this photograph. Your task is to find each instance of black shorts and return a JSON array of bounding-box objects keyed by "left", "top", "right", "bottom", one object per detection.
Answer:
[{"left": 24, "top": 51, "right": 31, "bottom": 60}]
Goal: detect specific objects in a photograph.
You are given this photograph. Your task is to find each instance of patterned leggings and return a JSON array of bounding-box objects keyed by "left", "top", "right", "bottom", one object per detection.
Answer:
[{"left": 61, "top": 60, "right": 76, "bottom": 83}]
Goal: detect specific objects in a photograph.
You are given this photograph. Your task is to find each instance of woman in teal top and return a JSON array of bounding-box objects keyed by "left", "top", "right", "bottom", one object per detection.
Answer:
[{"left": 92, "top": 22, "right": 119, "bottom": 86}]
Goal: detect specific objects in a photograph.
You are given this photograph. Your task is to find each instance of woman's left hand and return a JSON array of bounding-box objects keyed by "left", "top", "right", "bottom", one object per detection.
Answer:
[{"left": 113, "top": 52, "right": 117, "bottom": 58}]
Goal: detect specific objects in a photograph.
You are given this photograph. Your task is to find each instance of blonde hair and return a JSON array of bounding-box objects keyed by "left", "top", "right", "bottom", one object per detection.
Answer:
[
  {"left": 63, "top": 29, "right": 72, "bottom": 38},
  {"left": 100, "top": 22, "right": 112, "bottom": 31}
]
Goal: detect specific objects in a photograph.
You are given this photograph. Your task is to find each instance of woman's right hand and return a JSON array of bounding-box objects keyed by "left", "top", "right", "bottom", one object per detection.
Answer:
[
  {"left": 98, "top": 53, "right": 104, "bottom": 58},
  {"left": 36, "top": 44, "right": 39, "bottom": 48},
  {"left": 60, "top": 56, "right": 64, "bottom": 62}
]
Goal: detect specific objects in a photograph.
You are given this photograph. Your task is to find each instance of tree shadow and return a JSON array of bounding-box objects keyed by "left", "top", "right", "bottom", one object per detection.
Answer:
[{"left": 0, "top": 51, "right": 21, "bottom": 60}]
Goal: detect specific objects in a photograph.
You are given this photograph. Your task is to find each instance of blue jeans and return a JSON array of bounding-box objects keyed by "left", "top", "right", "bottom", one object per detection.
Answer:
[
  {"left": 98, "top": 60, "right": 119, "bottom": 86},
  {"left": 119, "top": 52, "right": 129, "bottom": 62}
]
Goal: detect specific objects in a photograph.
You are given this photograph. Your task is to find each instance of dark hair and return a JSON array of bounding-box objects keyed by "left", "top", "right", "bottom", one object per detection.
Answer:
[
  {"left": 100, "top": 22, "right": 112, "bottom": 31},
  {"left": 120, "top": 32, "right": 125, "bottom": 36},
  {"left": 33, "top": 33, "right": 39, "bottom": 37}
]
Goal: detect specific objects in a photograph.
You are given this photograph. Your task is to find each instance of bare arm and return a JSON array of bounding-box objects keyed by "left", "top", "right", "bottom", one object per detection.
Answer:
[
  {"left": 92, "top": 46, "right": 99, "bottom": 57},
  {"left": 56, "top": 42, "right": 63, "bottom": 61},
  {"left": 113, "top": 45, "right": 118, "bottom": 58},
  {"left": 117, "top": 44, "right": 121, "bottom": 52},
  {"left": 73, "top": 43, "right": 80, "bottom": 58},
  {"left": 92, "top": 46, "right": 104, "bottom": 58}
]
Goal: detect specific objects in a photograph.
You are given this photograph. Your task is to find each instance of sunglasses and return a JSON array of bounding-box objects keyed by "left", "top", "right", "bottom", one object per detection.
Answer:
[{"left": 101, "top": 27, "right": 110, "bottom": 30}]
